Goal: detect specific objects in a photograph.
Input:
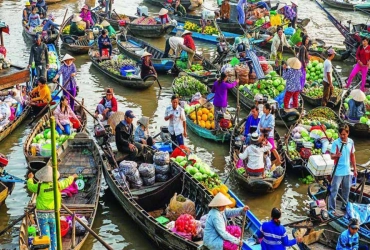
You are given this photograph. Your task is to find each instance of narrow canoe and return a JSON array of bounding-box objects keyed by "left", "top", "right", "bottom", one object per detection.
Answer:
[
  {"left": 146, "top": 0, "right": 202, "bottom": 11},
  {"left": 88, "top": 47, "right": 157, "bottom": 89},
  {"left": 0, "top": 181, "right": 13, "bottom": 207},
  {"left": 338, "top": 85, "right": 370, "bottom": 137},
  {"left": 23, "top": 103, "right": 88, "bottom": 172},
  {"left": 19, "top": 133, "right": 102, "bottom": 250},
  {"left": 322, "top": 0, "right": 358, "bottom": 10},
  {"left": 186, "top": 116, "right": 231, "bottom": 142},
  {"left": 230, "top": 119, "right": 286, "bottom": 193},
  {"left": 116, "top": 34, "right": 175, "bottom": 72},
  {"left": 127, "top": 20, "right": 175, "bottom": 38},
  {"left": 22, "top": 22, "right": 58, "bottom": 44}
]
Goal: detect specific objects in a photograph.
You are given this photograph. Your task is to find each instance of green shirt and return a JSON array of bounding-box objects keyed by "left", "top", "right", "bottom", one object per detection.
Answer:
[{"left": 27, "top": 176, "right": 74, "bottom": 210}]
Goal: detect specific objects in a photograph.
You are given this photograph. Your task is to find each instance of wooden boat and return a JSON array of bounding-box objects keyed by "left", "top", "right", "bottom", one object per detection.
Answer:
[
  {"left": 22, "top": 22, "right": 58, "bottom": 44},
  {"left": 60, "top": 15, "right": 91, "bottom": 54},
  {"left": 285, "top": 107, "right": 342, "bottom": 171},
  {"left": 173, "top": 15, "right": 243, "bottom": 35},
  {"left": 300, "top": 54, "right": 345, "bottom": 108},
  {"left": 171, "top": 23, "right": 240, "bottom": 44},
  {"left": 186, "top": 116, "right": 231, "bottom": 142},
  {"left": 149, "top": 0, "right": 202, "bottom": 11},
  {"left": 23, "top": 103, "right": 88, "bottom": 172},
  {"left": 92, "top": 9, "right": 130, "bottom": 30},
  {"left": 127, "top": 18, "right": 175, "bottom": 38},
  {"left": 308, "top": 182, "right": 370, "bottom": 241},
  {"left": 322, "top": 0, "right": 369, "bottom": 10},
  {"left": 88, "top": 47, "right": 157, "bottom": 89},
  {"left": 230, "top": 119, "right": 286, "bottom": 193},
  {"left": 117, "top": 34, "right": 175, "bottom": 72},
  {"left": 0, "top": 181, "right": 12, "bottom": 206},
  {"left": 338, "top": 87, "right": 370, "bottom": 137},
  {"left": 19, "top": 133, "right": 103, "bottom": 250}
]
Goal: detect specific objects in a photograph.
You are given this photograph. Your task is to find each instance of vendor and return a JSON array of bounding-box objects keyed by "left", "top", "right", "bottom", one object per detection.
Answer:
[
  {"left": 337, "top": 218, "right": 360, "bottom": 249},
  {"left": 282, "top": 57, "right": 302, "bottom": 109},
  {"left": 158, "top": 8, "right": 171, "bottom": 24},
  {"left": 95, "top": 88, "right": 117, "bottom": 121},
  {"left": 244, "top": 105, "right": 260, "bottom": 144},
  {"left": 100, "top": 20, "right": 116, "bottom": 37},
  {"left": 70, "top": 14, "right": 85, "bottom": 36},
  {"left": 80, "top": 5, "right": 94, "bottom": 29},
  {"left": 347, "top": 89, "right": 366, "bottom": 121},
  {"left": 220, "top": 0, "right": 230, "bottom": 22},
  {"left": 140, "top": 52, "right": 157, "bottom": 79},
  {"left": 203, "top": 193, "right": 249, "bottom": 250},
  {"left": 22, "top": 2, "right": 32, "bottom": 26},
  {"left": 134, "top": 116, "right": 154, "bottom": 146},
  {"left": 178, "top": 30, "right": 195, "bottom": 69},
  {"left": 239, "top": 133, "right": 272, "bottom": 177},
  {"left": 271, "top": 27, "right": 291, "bottom": 62},
  {"left": 30, "top": 76, "right": 51, "bottom": 105},
  {"left": 173, "top": 0, "right": 186, "bottom": 16},
  {"left": 97, "top": 29, "right": 113, "bottom": 59}
]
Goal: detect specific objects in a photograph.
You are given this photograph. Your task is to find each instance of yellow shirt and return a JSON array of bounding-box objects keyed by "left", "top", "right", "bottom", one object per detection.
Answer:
[{"left": 31, "top": 84, "right": 51, "bottom": 103}]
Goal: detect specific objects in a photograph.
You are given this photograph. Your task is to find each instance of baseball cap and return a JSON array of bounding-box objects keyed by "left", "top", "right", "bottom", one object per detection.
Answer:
[
  {"left": 349, "top": 218, "right": 360, "bottom": 229},
  {"left": 327, "top": 48, "right": 337, "bottom": 55},
  {"left": 125, "top": 110, "right": 135, "bottom": 118}
]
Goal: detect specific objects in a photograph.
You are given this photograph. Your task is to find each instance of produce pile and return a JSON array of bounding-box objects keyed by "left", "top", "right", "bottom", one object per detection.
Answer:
[
  {"left": 62, "top": 24, "right": 85, "bottom": 34},
  {"left": 183, "top": 21, "right": 219, "bottom": 35},
  {"left": 239, "top": 71, "right": 286, "bottom": 99},
  {"left": 32, "top": 25, "right": 44, "bottom": 33},
  {"left": 173, "top": 75, "right": 208, "bottom": 97},
  {"left": 303, "top": 85, "right": 342, "bottom": 99},
  {"left": 343, "top": 95, "right": 370, "bottom": 125},
  {"left": 98, "top": 55, "right": 137, "bottom": 76},
  {"left": 175, "top": 214, "right": 197, "bottom": 236},
  {"left": 182, "top": 63, "right": 211, "bottom": 76}
]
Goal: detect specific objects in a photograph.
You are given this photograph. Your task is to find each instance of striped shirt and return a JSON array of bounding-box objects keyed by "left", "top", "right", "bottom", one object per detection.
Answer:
[{"left": 257, "top": 220, "right": 297, "bottom": 249}]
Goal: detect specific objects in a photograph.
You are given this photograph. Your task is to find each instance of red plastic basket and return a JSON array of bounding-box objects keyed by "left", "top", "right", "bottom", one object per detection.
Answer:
[{"left": 60, "top": 220, "right": 70, "bottom": 237}]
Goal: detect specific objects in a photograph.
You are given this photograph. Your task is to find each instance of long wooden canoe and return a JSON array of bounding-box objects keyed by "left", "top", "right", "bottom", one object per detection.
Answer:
[
  {"left": 22, "top": 22, "right": 58, "bottom": 44},
  {"left": 24, "top": 103, "right": 88, "bottom": 172},
  {"left": 230, "top": 119, "right": 286, "bottom": 193},
  {"left": 19, "top": 133, "right": 102, "bottom": 250}
]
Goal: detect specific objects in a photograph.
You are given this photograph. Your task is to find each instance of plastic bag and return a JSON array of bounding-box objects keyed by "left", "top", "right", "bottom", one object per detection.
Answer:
[
  {"left": 171, "top": 227, "right": 192, "bottom": 240},
  {"left": 223, "top": 225, "right": 242, "bottom": 250},
  {"left": 153, "top": 151, "right": 170, "bottom": 166},
  {"left": 119, "top": 161, "right": 138, "bottom": 176},
  {"left": 166, "top": 221, "right": 175, "bottom": 230},
  {"left": 138, "top": 163, "right": 155, "bottom": 177},
  {"left": 142, "top": 175, "right": 155, "bottom": 186},
  {"left": 130, "top": 176, "right": 143, "bottom": 189},
  {"left": 155, "top": 173, "right": 169, "bottom": 182},
  {"left": 166, "top": 193, "right": 196, "bottom": 221},
  {"left": 125, "top": 169, "right": 140, "bottom": 182},
  {"left": 155, "top": 164, "right": 170, "bottom": 175}
]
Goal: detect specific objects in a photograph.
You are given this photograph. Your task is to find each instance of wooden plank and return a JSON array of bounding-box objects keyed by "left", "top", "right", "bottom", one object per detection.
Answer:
[{"left": 0, "top": 67, "right": 29, "bottom": 89}]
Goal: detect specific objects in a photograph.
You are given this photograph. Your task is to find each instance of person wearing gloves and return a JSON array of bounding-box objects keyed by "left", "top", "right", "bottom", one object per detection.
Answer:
[
  {"left": 282, "top": 57, "right": 302, "bottom": 109},
  {"left": 239, "top": 132, "right": 272, "bottom": 177},
  {"left": 203, "top": 192, "right": 249, "bottom": 250},
  {"left": 27, "top": 166, "right": 78, "bottom": 250},
  {"left": 347, "top": 89, "right": 366, "bottom": 121},
  {"left": 80, "top": 5, "right": 94, "bottom": 29},
  {"left": 257, "top": 207, "right": 303, "bottom": 249},
  {"left": 270, "top": 27, "right": 291, "bottom": 62}
]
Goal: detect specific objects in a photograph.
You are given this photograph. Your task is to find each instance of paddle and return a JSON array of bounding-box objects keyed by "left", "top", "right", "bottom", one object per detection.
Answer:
[
  {"left": 238, "top": 213, "right": 247, "bottom": 250},
  {"left": 28, "top": 76, "right": 72, "bottom": 126},
  {"left": 0, "top": 206, "right": 35, "bottom": 236},
  {"left": 56, "top": 9, "right": 68, "bottom": 43}
]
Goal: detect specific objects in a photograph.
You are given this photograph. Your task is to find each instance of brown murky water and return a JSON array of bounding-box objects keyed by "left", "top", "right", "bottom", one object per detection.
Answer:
[{"left": 0, "top": 0, "right": 369, "bottom": 248}]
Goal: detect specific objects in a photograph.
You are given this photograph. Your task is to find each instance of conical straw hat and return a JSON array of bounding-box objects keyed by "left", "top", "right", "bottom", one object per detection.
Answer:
[
  {"left": 72, "top": 14, "right": 82, "bottom": 22},
  {"left": 35, "top": 166, "right": 60, "bottom": 183},
  {"left": 209, "top": 192, "right": 232, "bottom": 207},
  {"left": 61, "top": 54, "right": 75, "bottom": 62},
  {"left": 159, "top": 8, "right": 168, "bottom": 15},
  {"left": 141, "top": 52, "right": 152, "bottom": 58},
  {"left": 287, "top": 57, "right": 301, "bottom": 70},
  {"left": 350, "top": 89, "right": 366, "bottom": 102},
  {"left": 100, "top": 20, "right": 111, "bottom": 27}
]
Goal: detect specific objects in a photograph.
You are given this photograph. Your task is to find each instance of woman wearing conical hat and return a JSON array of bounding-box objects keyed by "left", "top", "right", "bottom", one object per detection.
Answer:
[
  {"left": 282, "top": 57, "right": 302, "bottom": 109},
  {"left": 27, "top": 166, "right": 78, "bottom": 250},
  {"left": 140, "top": 52, "right": 157, "bottom": 80},
  {"left": 53, "top": 54, "right": 78, "bottom": 110},
  {"left": 203, "top": 193, "right": 249, "bottom": 250}
]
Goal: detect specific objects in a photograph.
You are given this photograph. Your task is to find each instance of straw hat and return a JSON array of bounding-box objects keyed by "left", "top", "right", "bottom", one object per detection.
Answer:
[
  {"left": 137, "top": 116, "right": 149, "bottom": 128},
  {"left": 287, "top": 57, "right": 301, "bottom": 70},
  {"left": 141, "top": 52, "right": 152, "bottom": 58},
  {"left": 250, "top": 132, "right": 259, "bottom": 142},
  {"left": 81, "top": 4, "right": 89, "bottom": 10},
  {"left": 277, "top": 3, "right": 286, "bottom": 10},
  {"left": 209, "top": 193, "right": 233, "bottom": 207},
  {"left": 291, "top": 0, "right": 298, "bottom": 6},
  {"left": 25, "top": 1, "right": 31, "bottom": 6},
  {"left": 100, "top": 20, "right": 111, "bottom": 27},
  {"left": 72, "top": 14, "right": 82, "bottom": 22},
  {"left": 61, "top": 54, "right": 75, "bottom": 62},
  {"left": 35, "top": 166, "right": 60, "bottom": 183},
  {"left": 182, "top": 30, "right": 192, "bottom": 36},
  {"left": 159, "top": 8, "right": 169, "bottom": 15},
  {"left": 350, "top": 89, "right": 366, "bottom": 102}
]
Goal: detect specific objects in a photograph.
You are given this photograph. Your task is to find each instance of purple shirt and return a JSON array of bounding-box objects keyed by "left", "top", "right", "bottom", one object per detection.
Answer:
[
  {"left": 282, "top": 68, "right": 302, "bottom": 92},
  {"left": 57, "top": 63, "right": 77, "bottom": 90},
  {"left": 212, "top": 80, "right": 237, "bottom": 107}
]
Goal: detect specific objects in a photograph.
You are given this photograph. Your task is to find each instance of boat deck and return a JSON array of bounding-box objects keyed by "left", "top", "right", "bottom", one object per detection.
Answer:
[{"left": 58, "top": 149, "right": 97, "bottom": 177}]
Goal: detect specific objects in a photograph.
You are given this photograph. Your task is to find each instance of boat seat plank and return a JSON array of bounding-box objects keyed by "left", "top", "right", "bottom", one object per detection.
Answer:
[
  {"left": 130, "top": 181, "right": 167, "bottom": 196},
  {"left": 63, "top": 204, "right": 95, "bottom": 208}
]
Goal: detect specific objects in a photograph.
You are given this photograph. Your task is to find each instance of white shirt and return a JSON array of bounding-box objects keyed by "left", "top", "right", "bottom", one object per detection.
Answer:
[
  {"left": 323, "top": 59, "right": 332, "bottom": 83},
  {"left": 239, "top": 143, "right": 272, "bottom": 170},
  {"left": 169, "top": 37, "right": 184, "bottom": 55},
  {"left": 165, "top": 105, "right": 186, "bottom": 136}
]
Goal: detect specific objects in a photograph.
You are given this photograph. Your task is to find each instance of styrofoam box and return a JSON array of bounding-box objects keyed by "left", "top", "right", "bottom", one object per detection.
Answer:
[{"left": 307, "top": 154, "right": 334, "bottom": 176}]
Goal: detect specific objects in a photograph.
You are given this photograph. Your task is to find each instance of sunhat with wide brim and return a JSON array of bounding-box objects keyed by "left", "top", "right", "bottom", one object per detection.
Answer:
[
  {"left": 35, "top": 166, "right": 60, "bottom": 183},
  {"left": 72, "top": 14, "right": 82, "bottom": 22},
  {"left": 277, "top": 3, "right": 286, "bottom": 10},
  {"left": 209, "top": 192, "right": 233, "bottom": 207},
  {"left": 100, "top": 20, "right": 111, "bottom": 27},
  {"left": 141, "top": 52, "right": 152, "bottom": 58},
  {"left": 137, "top": 116, "right": 149, "bottom": 128},
  {"left": 350, "top": 89, "right": 366, "bottom": 102},
  {"left": 61, "top": 54, "right": 75, "bottom": 62},
  {"left": 158, "top": 8, "right": 168, "bottom": 15},
  {"left": 81, "top": 4, "right": 89, "bottom": 10},
  {"left": 182, "top": 30, "right": 192, "bottom": 36},
  {"left": 291, "top": 0, "right": 298, "bottom": 6},
  {"left": 287, "top": 57, "right": 302, "bottom": 70}
]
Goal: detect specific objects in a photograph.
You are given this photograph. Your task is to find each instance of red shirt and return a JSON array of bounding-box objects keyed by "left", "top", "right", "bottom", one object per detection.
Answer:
[
  {"left": 99, "top": 96, "right": 118, "bottom": 112},
  {"left": 183, "top": 34, "right": 195, "bottom": 51},
  {"left": 356, "top": 45, "right": 370, "bottom": 65}
]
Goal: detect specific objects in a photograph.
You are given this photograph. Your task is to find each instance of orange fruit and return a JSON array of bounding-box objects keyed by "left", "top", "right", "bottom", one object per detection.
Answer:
[
  {"left": 197, "top": 110, "right": 203, "bottom": 116},
  {"left": 220, "top": 184, "right": 229, "bottom": 193},
  {"left": 200, "top": 120, "right": 206, "bottom": 128},
  {"left": 190, "top": 112, "right": 196, "bottom": 120},
  {"left": 197, "top": 115, "right": 202, "bottom": 122},
  {"left": 228, "top": 121, "right": 232, "bottom": 128},
  {"left": 202, "top": 114, "right": 208, "bottom": 121},
  {"left": 211, "top": 121, "right": 215, "bottom": 129},
  {"left": 205, "top": 121, "right": 211, "bottom": 129},
  {"left": 202, "top": 108, "right": 209, "bottom": 115},
  {"left": 208, "top": 113, "right": 214, "bottom": 121}
]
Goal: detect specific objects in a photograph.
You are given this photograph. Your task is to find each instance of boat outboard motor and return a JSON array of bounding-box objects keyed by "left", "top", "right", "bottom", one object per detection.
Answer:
[
  {"left": 94, "top": 123, "right": 112, "bottom": 146},
  {"left": 160, "top": 126, "right": 171, "bottom": 142}
]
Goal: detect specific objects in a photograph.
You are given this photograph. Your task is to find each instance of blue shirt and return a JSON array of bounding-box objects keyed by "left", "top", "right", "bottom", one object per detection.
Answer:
[
  {"left": 282, "top": 68, "right": 302, "bottom": 92},
  {"left": 244, "top": 115, "right": 260, "bottom": 136},
  {"left": 336, "top": 229, "right": 359, "bottom": 250},
  {"left": 258, "top": 113, "right": 275, "bottom": 138},
  {"left": 330, "top": 138, "right": 355, "bottom": 176},
  {"left": 43, "top": 19, "right": 60, "bottom": 31},
  {"left": 134, "top": 126, "right": 147, "bottom": 143},
  {"left": 257, "top": 220, "right": 297, "bottom": 250},
  {"left": 98, "top": 35, "right": 111, "bottom": 48}
]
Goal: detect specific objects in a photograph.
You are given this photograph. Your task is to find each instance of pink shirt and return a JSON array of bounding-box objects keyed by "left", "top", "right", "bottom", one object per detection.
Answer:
[{"left": 54, "top": 105, "right": 78, "bottom": 125}]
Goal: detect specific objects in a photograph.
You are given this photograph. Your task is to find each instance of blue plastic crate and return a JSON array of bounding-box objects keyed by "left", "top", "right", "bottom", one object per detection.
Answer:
[{"left": 153, "top": 142, "right": 172, "bottom": 152}]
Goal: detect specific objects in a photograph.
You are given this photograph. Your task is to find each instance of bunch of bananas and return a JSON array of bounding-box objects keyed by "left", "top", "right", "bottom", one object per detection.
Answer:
[
  {"left": 203, "top": 26, "right": 218, "bottom": 35},
  {"left": 62, "top": 25, "right": 70, "bottom": 34},
  {"left": 183, "top": 21, "right": 199, "bottom": 32}
]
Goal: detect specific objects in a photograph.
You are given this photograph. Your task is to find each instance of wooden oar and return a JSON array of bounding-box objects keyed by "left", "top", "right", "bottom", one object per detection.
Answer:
[
  {"left": 238, "top": 212, "right": 247, "bottom": 250},
  {"left": 56, "top": 9, "right": 68, "bottom": 43},
  {"left": 28, "top": 76, "right": 72, "bottom": 125}
]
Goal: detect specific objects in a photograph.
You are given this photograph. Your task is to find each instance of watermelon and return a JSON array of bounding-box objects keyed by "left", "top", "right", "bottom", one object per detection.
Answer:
[
  {"left": 277, "top": 85, "right": 285, "bottom": 92},
  {"left": 360, "top": 116, "right": 368, "bottom": 124}
]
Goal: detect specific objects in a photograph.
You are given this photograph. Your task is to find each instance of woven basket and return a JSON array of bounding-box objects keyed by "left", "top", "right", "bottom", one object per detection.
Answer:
[{"left": 107, "top": 112, "right": 125, "bottom": 135}]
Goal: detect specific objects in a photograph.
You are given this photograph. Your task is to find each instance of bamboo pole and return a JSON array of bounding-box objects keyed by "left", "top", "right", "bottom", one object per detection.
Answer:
[
  {"left": 51, "top": 116, "right": 62, "bottom": 250},
  {"left": 72, "top": 213, "right": 76, "bottom": 248}
]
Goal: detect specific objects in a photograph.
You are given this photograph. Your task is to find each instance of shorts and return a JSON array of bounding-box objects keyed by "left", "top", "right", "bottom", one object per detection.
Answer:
[{"left": 267, "top": 137, "right": 276, "bottom": 150}]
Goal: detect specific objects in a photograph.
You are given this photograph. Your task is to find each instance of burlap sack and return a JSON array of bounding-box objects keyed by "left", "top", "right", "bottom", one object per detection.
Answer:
[{"left": 166, "top": 193, "right": 196, "bottom": 221}]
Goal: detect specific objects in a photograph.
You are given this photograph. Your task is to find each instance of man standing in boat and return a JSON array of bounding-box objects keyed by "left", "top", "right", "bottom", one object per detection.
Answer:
[
  {"left": 28, "top": 34, "right": 49, "bottom": 81},
  {"left": 321, "top": 48, "right": 336, "bottom": 107},
  {"left": 177, "top": 30, "right": 196, "bottom": 69},
  {"left": 164, "top": 94, "right": 187, "bottom": 150},
  {"left": 163, "top": 36, "right": 184, "bottom": 58}
]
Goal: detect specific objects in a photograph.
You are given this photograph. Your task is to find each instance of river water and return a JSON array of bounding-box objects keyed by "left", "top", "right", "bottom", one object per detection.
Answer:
[{"left": 0, "top": 0, "right": 369, "bottom": 248}]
